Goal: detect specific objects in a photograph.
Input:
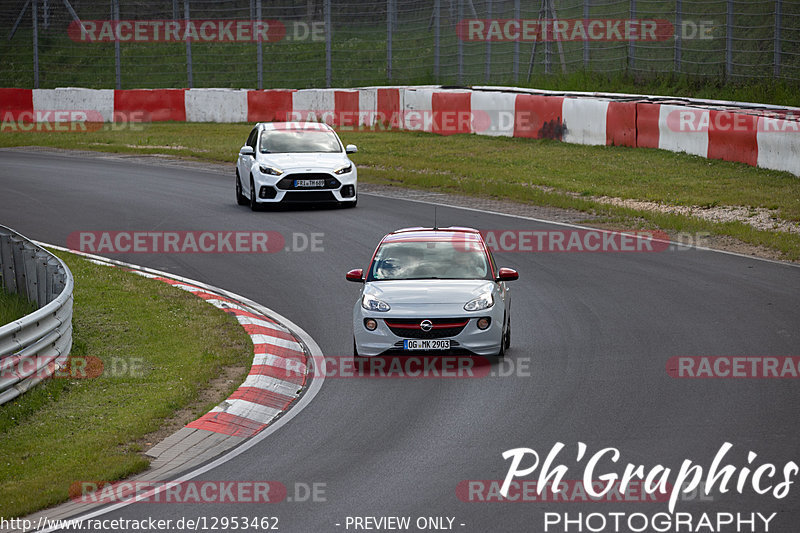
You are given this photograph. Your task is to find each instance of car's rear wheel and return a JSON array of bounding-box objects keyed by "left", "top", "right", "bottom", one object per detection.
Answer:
[
  {"left": 235, "top": 172, "right": 248, "bottom": 205},
  {"left": 249, "top": 176, "right": 259, "bottom": 211}
]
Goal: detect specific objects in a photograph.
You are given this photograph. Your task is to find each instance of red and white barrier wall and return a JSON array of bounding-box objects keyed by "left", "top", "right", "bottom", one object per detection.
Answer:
[{"left": 1, "top": 86, "right": 798, "bottom": 176}]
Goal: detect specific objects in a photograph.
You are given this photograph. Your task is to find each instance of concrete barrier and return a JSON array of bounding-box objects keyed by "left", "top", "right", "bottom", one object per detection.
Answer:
[
  {"left": 185, "top": 88, "right": 248, "bottom": 123},
  {"left": 562, "top": 97, "right": 609, "bottom": 146},
  {"left": 757, "top": 116, "right": 800, "bottom": 176},
  {"left": 3, "top": 85, "right": 798, "bottom": 176},
  {"left": 33, "top": 88, "right": 114, "bottom": 122},
  {"left": 115, "top": 89, "right": 186, "bottom": 122}
]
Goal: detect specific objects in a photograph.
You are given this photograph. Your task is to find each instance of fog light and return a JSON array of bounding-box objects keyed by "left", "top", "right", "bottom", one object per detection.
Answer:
[
  {"left": 477, "top": 317, "right": 491, "bottom": 330},
  {"left": 364, "top": 318, "right": 378, "bottom": 331}
]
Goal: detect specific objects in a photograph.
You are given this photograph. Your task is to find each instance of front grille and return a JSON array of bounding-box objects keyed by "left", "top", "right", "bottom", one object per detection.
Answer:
[
  {"left": 281, "top": 191, "right": 337, "bottom": 203},
  {"left": 276, "top": 174, "right": 341, "bottom": 190},
  {"left": 385, "top": 318, "right": 469, "bottom": 339}
]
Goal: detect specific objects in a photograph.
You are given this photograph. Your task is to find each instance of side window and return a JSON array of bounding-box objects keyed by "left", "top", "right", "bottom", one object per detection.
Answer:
[{"left": 246, "top": 128, "right": 258, "bottom": 150}]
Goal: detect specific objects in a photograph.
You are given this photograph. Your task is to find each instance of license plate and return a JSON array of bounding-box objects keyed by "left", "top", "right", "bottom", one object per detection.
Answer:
[
  {"left": 294, "top": 179, "right": 325, "bottom": 188},
  {"left": 403, "top": 339, "right": 450, "bottom": 350}
]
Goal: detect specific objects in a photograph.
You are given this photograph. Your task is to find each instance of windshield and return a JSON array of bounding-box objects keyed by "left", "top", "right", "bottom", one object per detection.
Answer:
[
  {"left": 368, "top": 240, "right": 491, "bottom": 281},
  {"left": 259, "top": 129, "right": 342, "bottom": 153}
]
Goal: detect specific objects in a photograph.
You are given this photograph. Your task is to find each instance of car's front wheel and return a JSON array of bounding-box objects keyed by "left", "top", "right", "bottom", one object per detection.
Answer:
[
  {"left": 235, "top": 172, "right": 248, "bottom": 206},
  {"left": 249, "top": 176, "right": 259, "bottom": 211},
  {"left": 496, "top": 315, "right": 509, "bottom": 358}
]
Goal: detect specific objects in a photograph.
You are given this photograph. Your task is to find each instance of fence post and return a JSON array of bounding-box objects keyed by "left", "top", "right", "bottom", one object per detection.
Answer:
[
  {"left": 325, "top": 0, "right": 331, "bottom": 87},
  {"left": 387, "top": 0, "right": 393, "bottom": 81},
  {"left": 32, "top": 0, "right": 39, "bottom": 89},
  {"left": 113, "top": 0, "right": 120, "bottom": 90},
  {"left": 628, "top": 0, "right": 636, "bottom": 72},
  {"left": 774, "top": 0, "right": 782, "bottom": 77},
  {"left": 583, "top": 0, "right": 589, "bottom": 70},
  {"left": 434, "top": 0, "right": 440, "bottom": 81},
  {"left": 674, "top": 0, "right": 682, "bottom": 74},
  {"left": 485, "top": 0, "right": 491, "bottom": 83},
  {"left": 256, "top": 0, "right": 262, "bottom": 89},
  {"left": 726, "top": 0, "right": 733, "bottom": 79},
  {"left": 184, "top": 0, "right": 192, "bottom": 88},
  {"left": 513, "top": 0, "right": 520, "bottom": 82},
  {"left": 457, "top": 0, "right": 463, "bottom": 84}
]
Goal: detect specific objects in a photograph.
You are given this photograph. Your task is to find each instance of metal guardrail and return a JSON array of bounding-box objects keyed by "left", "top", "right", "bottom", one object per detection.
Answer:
[{"left": 0, "top": 225, "right": 73, "bottom": 405}]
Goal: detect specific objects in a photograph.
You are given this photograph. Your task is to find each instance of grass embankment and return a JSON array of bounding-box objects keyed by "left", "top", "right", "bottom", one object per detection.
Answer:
[
  {"left": 0, "top": 250, "right": 252, "bottom": 518},
  {"left": 0, "top": 287, "right": 37, "bottom": 327},
  {"left": 1, "top": 122, "right": 798, "bottom": 259}
]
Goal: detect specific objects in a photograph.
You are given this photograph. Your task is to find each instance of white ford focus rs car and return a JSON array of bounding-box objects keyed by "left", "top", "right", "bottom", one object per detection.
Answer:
[
  {"left": 347, "top": 227, "right": 519, "bottom": 357},
  {"left": 235, "top": 122, "right": 358, "bottom": 209}
]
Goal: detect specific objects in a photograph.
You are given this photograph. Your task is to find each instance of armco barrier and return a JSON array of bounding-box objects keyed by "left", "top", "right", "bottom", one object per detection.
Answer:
[
  {"left": 2, "top": 86, "right": 798, "bottom": 176},
  {"left": 0, "top": 225, "right": 73, "bottom": 405}
]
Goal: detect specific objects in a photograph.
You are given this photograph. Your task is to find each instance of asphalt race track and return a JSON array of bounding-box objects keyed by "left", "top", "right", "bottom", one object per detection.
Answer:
[{"left": 2, "top": 148, "right": 800, "bottom": 532}]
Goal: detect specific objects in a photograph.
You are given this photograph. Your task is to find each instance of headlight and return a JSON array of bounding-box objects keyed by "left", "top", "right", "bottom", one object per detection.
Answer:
[
  {"left": 362, "top": 294, "right": 390, "bottom": 312},
  {"left": 259, "top": 165, "right": 283, "bottom": 176},
  {"left": 333, "top": 163, "right": 352, "bottom": 175},
  {"left": 464, "top": 292, "right": 493, "bottom": 311}
]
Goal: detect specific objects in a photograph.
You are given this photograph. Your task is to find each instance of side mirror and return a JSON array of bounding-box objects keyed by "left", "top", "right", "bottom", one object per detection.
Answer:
[
  {"left": 345, "top": 144, "right": 358, "bottom": 154},
  {"left": 240, "top": 146, "right": 254, "bottom": 156},
  {"left": 346, "top": 268, "right": 364, "bottom": 282},
  {"left": 497, "top": 267, "right": 519, "bottom": 282}
]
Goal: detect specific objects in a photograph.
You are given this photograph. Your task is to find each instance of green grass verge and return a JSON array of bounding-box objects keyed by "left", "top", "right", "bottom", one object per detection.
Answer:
[
  {"left": 0, "top": 250, "right": 252, "bottom": 518},
  {"left": 0, "top": 287, "right": 37, "bottom": 327},
  {"left": 2, "top": 122, "right": 798, "bottom": 259}
]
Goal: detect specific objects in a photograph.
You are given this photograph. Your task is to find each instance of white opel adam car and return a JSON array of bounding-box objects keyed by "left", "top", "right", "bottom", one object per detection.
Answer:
[
  {"left": 235, "top": 122, "right": 358, "bottom": 209},
  {"left": 347, "top": 227, "right": 519, "bottom": 357}
]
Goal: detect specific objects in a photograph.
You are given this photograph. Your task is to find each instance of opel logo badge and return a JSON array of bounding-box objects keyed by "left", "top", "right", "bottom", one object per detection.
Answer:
[{"left": 420, "top": 320, "right": 433, "bottom": 332}]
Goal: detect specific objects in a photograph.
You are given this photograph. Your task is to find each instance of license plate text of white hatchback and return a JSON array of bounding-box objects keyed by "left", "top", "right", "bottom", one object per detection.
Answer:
[
  {"left": 403, "top": 339, "right": 450, "bottom": 350},
  {"left": 295, "top": 179, "right": 325, "bottom": 188}
]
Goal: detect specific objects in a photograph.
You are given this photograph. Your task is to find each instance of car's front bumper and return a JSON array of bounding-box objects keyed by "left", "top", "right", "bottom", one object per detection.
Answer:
[
  {"left": 253, "top": 169, "right": 357, "bottom": 204},
  {"left": 353, "top": 303, "right": 504, "bottom": 357}
]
